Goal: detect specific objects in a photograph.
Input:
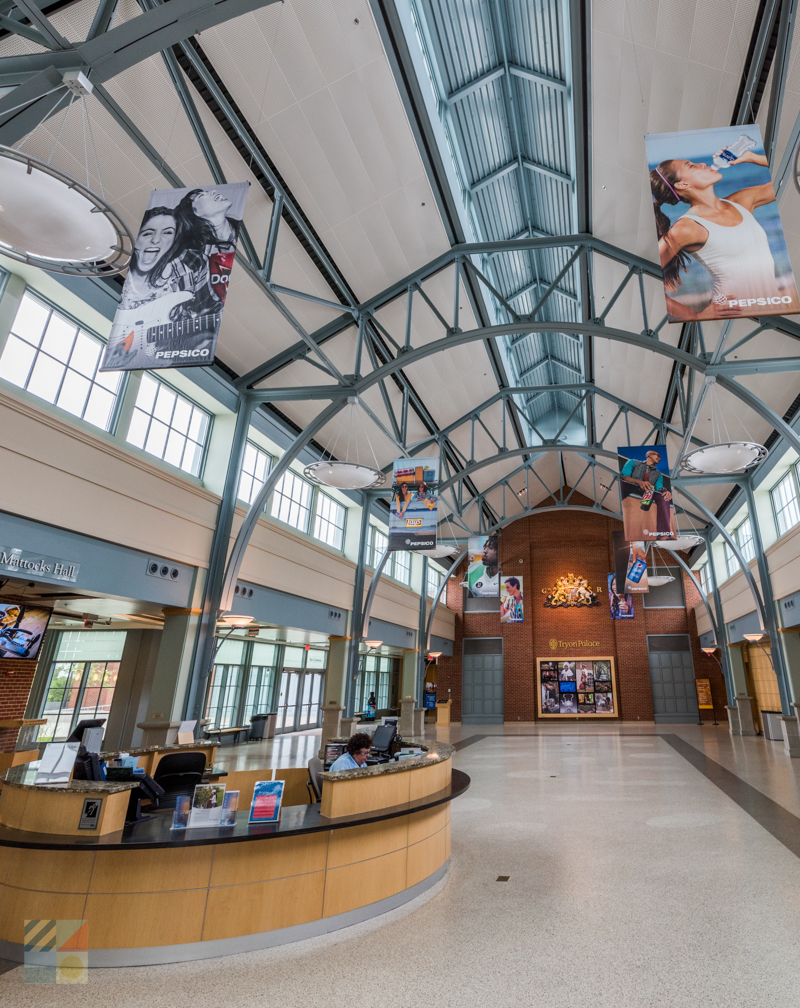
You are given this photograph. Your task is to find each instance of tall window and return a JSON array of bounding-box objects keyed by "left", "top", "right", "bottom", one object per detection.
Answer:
[
  {"left": 724, "top": 541, "right": 740, "bottom": 580},
  {"left": 39, "top": 631, "right": 126, "bottom": 741},
  {"left": 368, "top": 525, "right": 388, "bottom": 567},
  {"left": 427, "top": 565, "right": 443, "bottom": 598},
  {"left": 0, "top": 292, "right": 122, "bottom": 430},
  {"left": 695, "top": 562, "right": 709, "bottom": 594},
  {"left": 313, "top": 492, "right": 346, "bottom": 550},
  {"left": 735, "top": 517, "right": 756, "bottom": 564},
  {"left": 205, "top": 638, "right": 246, "bottom": 729},
  {"left": 238, "top": 442, "right": 272, "bottom": 505},
  {"left": 127, "top": 373, "right": 210, "bottom": 476},
  {"left": 271, "top": 470, "right": 313, "bottom": 532},
  {"left": 771, "top": 469, "right": 800, "bottom": 536},
  {"left": 392, "top": 550, "right": 411, "bottom": 585}
]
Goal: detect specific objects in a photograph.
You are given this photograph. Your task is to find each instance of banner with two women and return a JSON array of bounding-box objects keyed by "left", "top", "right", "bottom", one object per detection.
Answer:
[
  {"left": 389, "top": 457, "right": 439, "bottom": 550},
  {"left": 100, "top": 182, "right": 249, "bottom": 371},
  {"left": 645, "top": 124, "right": 798, "bottom": 322}
]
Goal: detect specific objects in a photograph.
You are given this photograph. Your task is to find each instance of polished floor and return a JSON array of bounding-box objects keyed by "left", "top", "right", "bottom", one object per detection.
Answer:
[{"left": 4, "top": 722, "right": 800, "bottom": 1006}]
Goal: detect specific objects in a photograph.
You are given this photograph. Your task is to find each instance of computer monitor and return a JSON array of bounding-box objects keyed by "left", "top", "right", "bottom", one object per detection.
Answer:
[
  {"left": 371, "top": 724, "right": 396, "bottom": 753},
  {"left": 66, "top": 719, "right": 106, "bottom": 743},
  {"left": 324, "top": 743, "right": 346, "bottom": 765}
]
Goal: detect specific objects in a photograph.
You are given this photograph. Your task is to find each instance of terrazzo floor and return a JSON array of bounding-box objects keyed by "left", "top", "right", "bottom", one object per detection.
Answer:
[{"left": 4, "top": 723, "right": 800, "bottom": 1006}]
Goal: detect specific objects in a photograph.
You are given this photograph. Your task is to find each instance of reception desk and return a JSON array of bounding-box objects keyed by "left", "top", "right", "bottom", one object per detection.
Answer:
[{"left": 0, "top": 740, "right": 466, "bottom": 966}]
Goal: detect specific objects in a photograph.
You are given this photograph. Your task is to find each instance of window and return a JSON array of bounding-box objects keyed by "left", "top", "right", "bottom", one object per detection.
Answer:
[
  {"left": 695, "top": 562, "right": 708, "bottom": 594},
  {"left": 313, "top": 492, "right": 346, "bottom": 550},
  {"left": 735, "top": 517, "right": 756, "bottom": 564},
  {"left": 771, "top": 470, "right": 800, "bottom": 536},
  {"left": 238, "top": 442, "right": 272, "bottom": 505},
  {"left": 427, "top": 565, "right": 443, "bottom": 598},
  {"left": 205, "top": 638, "right": 246, "bottom": 729},
  {"left": 39, "top": 631, "right": 126, "bottom": 741},
  {"left": 271, "top": 470, "right": 313, "bottom": 532},
  {"left": 0, "top": 292, "right": 122, "bottom": 430},
  {"left": 127, "top": 373, "right": 210, "bottom": 476},
  {"left": 355, "top": 654, "right": 396, "bottom": 713},
  {"left": 724, "top": 541, "right": 740, "bottom": 579},
  {"left": 368, "top": 525, "right": 388, "bottom": 567},
  {"left": 392, "top": 550, "right": 411, "bottom": 585}
]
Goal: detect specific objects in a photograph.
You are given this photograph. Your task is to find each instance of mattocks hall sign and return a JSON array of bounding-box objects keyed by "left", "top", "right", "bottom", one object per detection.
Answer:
[{"left": 0, "top": 546, "right": 80, "bottom": 582}]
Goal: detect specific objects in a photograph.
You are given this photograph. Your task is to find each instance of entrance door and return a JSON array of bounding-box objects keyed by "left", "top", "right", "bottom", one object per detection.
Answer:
[
  {"left": 647, "top": 634, "right": 699, "bottom": 723},
  {"left": 462, "top": 638, "right": 503, "bottom": 724},
  {"left": 276, "top": 670, "right": 301, "bottom": 733},
  {"left": 297, "top": 672, "right": 323, "bottom": 728}
]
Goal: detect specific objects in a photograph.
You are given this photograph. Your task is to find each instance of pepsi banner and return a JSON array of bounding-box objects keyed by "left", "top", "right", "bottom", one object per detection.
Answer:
[
  {"left": 100, "top": 182, "right": 248, "bottom": 371},
  {"left": 645, "top": 125, "right": 798, "bottom": 322},
  {"left": 389, "top": 457, "right": 439, "bottom": 550}
]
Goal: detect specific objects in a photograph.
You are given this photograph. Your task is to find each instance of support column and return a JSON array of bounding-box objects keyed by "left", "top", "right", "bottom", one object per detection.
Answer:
[
  {"left": 726, "top": 644, "right": 750, "bottom": 697},
  {"left": 318, "top": 702, "right": 344, "bottom": 759},
  {"left": 736, "top": 695, "right": 757, "bottom": 737},
  {"left": 704, "top": 535, "right": 736, "bottom": 702},
  {"left": 725, "top": 702, "right": 741, "bottom": 736},
  {"left": 778, "top": 705, "right": 800, "bottom": 757},
  {"left": 416, "top": 556, "right": 429, "bottom": 703},
  {"left": 344, "top": 491, "right": 372, "bottom": 716},
  {"left": 776, "top": 629, "right": 800, "bottom": 704},
  {"left": 325, "top": 636, "right": 350, "bottom": 707},
  {"left": 146, "top": 608, "right": 202, "bottom": 723},
  {"left": 401, "top": 649, "right": 418, "bottom": 703}
]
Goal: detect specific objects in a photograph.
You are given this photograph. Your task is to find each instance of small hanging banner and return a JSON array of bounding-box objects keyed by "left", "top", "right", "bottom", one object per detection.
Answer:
[
  {"left": 617, "top": 446, "right": 677, "bottom": 542},
  {"left": 99, "top": 182, "right": 249, "bottom": 372},
  {"left": 388, "top": 457, "right": 439, "bottom": 550}
]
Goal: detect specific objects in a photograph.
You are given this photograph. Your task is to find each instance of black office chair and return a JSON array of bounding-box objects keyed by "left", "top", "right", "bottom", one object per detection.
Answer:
[
  {"left": 307, "top": 757, "right": 323, "bottom": 803},
  {"left": 150, "top": 752, "right": 207, "bottom": 808}
]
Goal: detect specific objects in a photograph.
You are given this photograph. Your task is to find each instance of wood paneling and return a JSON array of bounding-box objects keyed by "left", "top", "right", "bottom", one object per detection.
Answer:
[
  {"left": 1, "top": 787, "right": 130, "bottom": 836},
  {"left": 326, "top": 818, "right": 408, "bottom": 869},
  {"left": 407, "top": 827, "right": 447, "bottom": 888},
  {"left": 321, "top": 770, "right": 411, "bottom": 818},
  {"left": 222, "top": 767, "right": 310, "bottom": 810},
  {"left": 83, "top": 889, "right": 208, "bottom": 948},
  {"left": 89, "top": 846, "right": 214, "bottom": 894},
  {"left": 0, "top": 887, "right": 87, "bottom": 944},
  {"left": 407, "top": 805, "right": 447, "bottom": 845},
  {"left": 209, "top": 832, "right": 328, "bottom": 887},
  {"left": 408, "top": 759, "right": 450, "bottom": 801},
  {"left": 322, "top": 847, "right": 407, "bottom": 918},
  {"left": 0, "top": 784, "right": 28, "bottom": 829},
  {"left": 0, "top": 847, "right": 94, "bottom": 893},
  {"left": 201, "top": 871, "right": 325, "bottom": 942}
]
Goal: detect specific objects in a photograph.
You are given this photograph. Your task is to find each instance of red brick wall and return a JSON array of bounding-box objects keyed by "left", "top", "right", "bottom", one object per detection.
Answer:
[
  {"left": 0, "top": 593, "right": 50, "bottom": 751},
  {"left": 436, "top": 500, "right": 726, "bottom": 722}
]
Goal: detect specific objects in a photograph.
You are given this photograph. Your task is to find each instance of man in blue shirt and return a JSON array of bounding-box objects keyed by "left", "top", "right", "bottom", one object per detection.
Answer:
[{"left": 329, "top": 732, "right": 373, "bottom": 771}]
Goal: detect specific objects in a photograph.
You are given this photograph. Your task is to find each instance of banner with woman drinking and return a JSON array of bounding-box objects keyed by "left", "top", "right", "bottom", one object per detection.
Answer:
[
  {"left": 645, "top": 125, "right": 798, "bottom": 322},
  {"left": 100, "top": 182, "right": 249, "bottom": 371}
]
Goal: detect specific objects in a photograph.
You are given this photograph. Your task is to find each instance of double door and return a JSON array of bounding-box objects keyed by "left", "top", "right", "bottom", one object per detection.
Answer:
[{"left": 275, "top": 669, "right": 323, "bottom": 733}]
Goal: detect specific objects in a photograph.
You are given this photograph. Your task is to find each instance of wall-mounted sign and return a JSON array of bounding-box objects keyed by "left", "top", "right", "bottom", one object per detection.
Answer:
[
  {"left": 538, "top": 657, "right": 618, "bottom": 717},
  {"left": 542, "top": 574, "right": 600, "bottom": 608},
  {"left": 78, "top": 797, "right": 102, "bottom": 830},
  {"left": 0, "top": 545, "right": 79, "bottom": 582},
  {"left": 548, "top": 639, "right": 600, "bottom": 650},
  {"left": 500, "top": 576, "right": 523, "bottom": 622}
]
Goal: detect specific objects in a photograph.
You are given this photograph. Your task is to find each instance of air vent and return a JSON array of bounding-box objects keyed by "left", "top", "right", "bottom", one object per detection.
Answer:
[
  {"left": 146, "top": 559, "right": 180, "bottom": 581},
  {"left": 328, "top": 609, "right": 343, "bottom": 621},
  {"left": 234, "top": 584, "right": 254, "bottom": 598}
]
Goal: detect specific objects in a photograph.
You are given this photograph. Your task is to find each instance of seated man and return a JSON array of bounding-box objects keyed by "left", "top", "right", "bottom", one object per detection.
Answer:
[{"left": 328, "top": 732, "right": 373, "bottom": 771}]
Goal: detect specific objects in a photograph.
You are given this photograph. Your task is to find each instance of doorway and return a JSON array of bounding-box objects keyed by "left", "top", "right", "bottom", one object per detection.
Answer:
[
  {"left": 647, "top": 634, "right": 699, "bottom": 723},
  {"left": 275, "top": 669, "right": 323, "bottom": 733},
  {"left": 462, "top": 638, "right": 503, "bottom": 724}
]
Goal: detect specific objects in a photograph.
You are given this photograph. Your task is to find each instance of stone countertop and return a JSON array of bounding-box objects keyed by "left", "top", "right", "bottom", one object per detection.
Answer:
[
  {"left": 99, "top": 742, "right": 219, "bottom": 759},
  {"left": 0, "top": 767, "right": 138, "bottom": 794},
  {"left": 319, "top": 739, "right": 453, "bottom": 782}
]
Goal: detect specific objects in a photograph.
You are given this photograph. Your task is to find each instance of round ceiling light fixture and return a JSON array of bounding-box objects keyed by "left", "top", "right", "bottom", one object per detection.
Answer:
[
  {"left": 743, "top": 632, "right": 765, "bottom": 642},
  {"left": 363, "top": 639, "right": 383, "bottom": 649},
  {"left": 304, "top": 460, "right": 385, "bottom": 490},
  {"left": 0, "top": 146, "right": 133, "bottom": 276},
  {"left": 657, "top": 535, "right": 704, "bottom": 551},
  {"left": 219, "top": 614, "right": 255, "bottom": 627},
  {"left": 647, "top": 574, "right": 675, "bottom": 586},
  {"left": 701, "top": 646, "right": 718, "bottom": 654},
  {"left": 680, "top": 441, "right": 767, "bottom": 474},
  {"left": 415, "top": 544, "right": 459, "bottom": 559}
]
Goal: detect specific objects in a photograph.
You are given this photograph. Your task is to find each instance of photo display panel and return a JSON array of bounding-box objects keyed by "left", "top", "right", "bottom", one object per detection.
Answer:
[{"left": 538, "top": 658, "right": 617, "bottom": 717}]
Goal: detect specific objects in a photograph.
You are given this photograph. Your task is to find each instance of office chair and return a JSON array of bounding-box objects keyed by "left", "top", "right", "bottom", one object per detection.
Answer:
[
  {"left": 150, "top": 751, "right": 207, "bottom": 808},
  {"left": 307, "top": 756, "right": 323, "bottom": 803}
]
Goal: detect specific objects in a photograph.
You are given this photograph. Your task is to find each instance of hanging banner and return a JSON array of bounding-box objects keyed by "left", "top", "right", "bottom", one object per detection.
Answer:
[
  {"left": 99, "top": 182, "right": 249, "bottom": 372},
  {"left": 500, "top": 576, "right": 523, "bottom": 623},
  {"left": 618, "top": 446, "right": 677, "bottom": 542},
  {"left": 608, "top": 573, "right": 634, "bottom": 619},
  {"left": 389, "top": 457, "right": 439, "bottom": 550},
  {"left": 466, "top": 535, "right": 499, "bottom": 597},
  {"left": 645, "top": 124, "right": 799, "bottom": 322},
  {"left": 611, "top": 531, "right": 649, "bottom": 593}
]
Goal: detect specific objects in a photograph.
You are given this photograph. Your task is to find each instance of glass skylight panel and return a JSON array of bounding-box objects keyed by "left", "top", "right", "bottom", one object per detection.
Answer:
[
  {"left": 126, "top": 373, "right": 209, "bottom": 476},
  {"left": 0, "top": 292, "right": 122, "bottom": 430}
]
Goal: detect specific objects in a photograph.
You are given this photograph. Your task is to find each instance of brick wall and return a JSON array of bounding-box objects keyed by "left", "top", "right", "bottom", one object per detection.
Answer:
[
  {"left": 0, "top": 593, "right": 50, "bottom": 751},
  {"left": 436, "top": 499, "right": 725, "bottom": 722}
]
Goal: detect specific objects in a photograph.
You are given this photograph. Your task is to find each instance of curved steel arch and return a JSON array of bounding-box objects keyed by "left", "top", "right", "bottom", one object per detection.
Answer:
[{"left": 438, "top": 443, "right": 621, "bottom": 493}]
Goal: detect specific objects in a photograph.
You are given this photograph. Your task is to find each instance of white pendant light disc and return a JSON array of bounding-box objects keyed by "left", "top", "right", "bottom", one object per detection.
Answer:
[
  {"left": 304, "top": 461, "right": 385, "bottom": 489},
  {"left": 647, "top": 575, "right": 675, "bottom": 586},
  {"left": 680, "top": 442, "right": 766, "bottom": 474},
  {"left": 658, "top": 536, "right": 703, "bottom": 551},
  {"left": 416, "top": 545, "right": 458, "bottom": 558},
  {"left": 0, "top": 156, "right": 116, "bottom": 261}
]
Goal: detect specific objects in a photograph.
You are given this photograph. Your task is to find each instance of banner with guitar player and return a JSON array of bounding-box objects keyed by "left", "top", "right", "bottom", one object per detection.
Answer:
[{"left": 99, "top": 182, "right": 249, "bottom": 372}]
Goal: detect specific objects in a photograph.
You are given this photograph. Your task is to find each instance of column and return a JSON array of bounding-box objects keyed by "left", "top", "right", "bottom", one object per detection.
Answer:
[
  {"left": 325, "top": 636, "right": 350, "bottom": 707},
  {"left": 103, "top": 630, "right": 161, "bottom": 750},
  {"left": 137, "top": 607, "right": 201, "bottom": 745}
]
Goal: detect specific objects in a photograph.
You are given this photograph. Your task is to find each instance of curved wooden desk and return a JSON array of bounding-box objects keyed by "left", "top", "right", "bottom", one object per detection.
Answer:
[{"left": 0, "top": 741, "right": 466, "bottom": 967}]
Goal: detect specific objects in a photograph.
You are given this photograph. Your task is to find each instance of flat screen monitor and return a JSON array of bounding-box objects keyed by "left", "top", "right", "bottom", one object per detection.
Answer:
[
  {"left": 371, "top": 724, "right": 396, "bottom": 752},
  {"left": 324, "top": 743, "right": 346, "bottom": 764},
  {"left": 0, "top": 601, "right": 52, "bottom": 660},
  {"left": 66, "top": 719, "right": 106, "bottom": 743}
]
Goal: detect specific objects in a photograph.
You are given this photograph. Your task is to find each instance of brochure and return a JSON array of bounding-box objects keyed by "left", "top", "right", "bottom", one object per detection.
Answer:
[
  {"left": 34, "top": 742, "right": 80, "bottom": 785},
  {"left": 171, "top": 795, "right": 191, "bottom": 829},
  {"left": 220, "top": 790, "right": 239, "bottom": 827},
  {"left": 248, "top": 780, "right": 284, "bottom": 824},
  {"left": 186, "top": 783, "right": 227, "bottom": 829}
]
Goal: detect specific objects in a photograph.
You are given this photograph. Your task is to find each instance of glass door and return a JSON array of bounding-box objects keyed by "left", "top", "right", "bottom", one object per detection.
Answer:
[
  {"left": 297, "top": 672, "right": 323, "bottom": 727},
  {"left": 276, "top": 670, "right": 301, "bottom": 732}
]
